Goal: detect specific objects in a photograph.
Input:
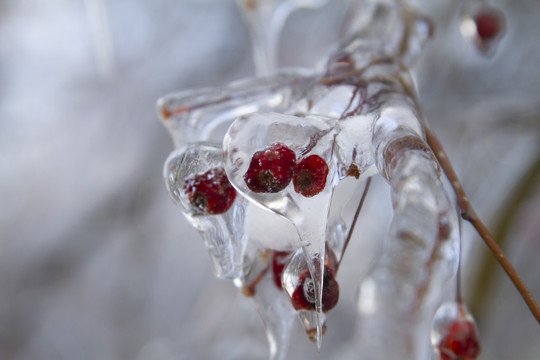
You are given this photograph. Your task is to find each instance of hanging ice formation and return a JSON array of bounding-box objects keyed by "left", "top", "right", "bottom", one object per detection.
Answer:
[{"left": 158, "top": 0, "right": 482, "bottom": 359}]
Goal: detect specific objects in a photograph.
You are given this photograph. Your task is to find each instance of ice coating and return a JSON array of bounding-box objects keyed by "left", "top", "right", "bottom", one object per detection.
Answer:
[
  {"left": 336, "top": 0, "right": 433, "bottom": 70},
  {"left": 164, "top": 143, "right": 248, "bottom": 279},
  {"left": 355, "top": 149, "right": 459, "bottom": 359},
  {"left": 158, "top": 0, "right": 467, "bottom": 358},
  {"left": 344, "top": 17, "right": 459, "bottom": 355}
]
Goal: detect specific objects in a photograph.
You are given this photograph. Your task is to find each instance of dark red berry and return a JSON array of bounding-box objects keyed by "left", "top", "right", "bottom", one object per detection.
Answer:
[
  {"left": 293, "top": 155, "right": 329, "bottom": 197},
  {"left": 183, "top": 167, "right": 236, "bottom": 215},
  {"left": 438, "top": 320, "right": 481, "bottom": 360},
  {"left": 244, "top": 143, "right": 296, "bottom": 193},
  {"left": 290, "top": 266, "right": 339, "bottom": 313},
  {"left": 272, "top": 251, "right": 291, "bottom": 290},
  {"left": 474, "top": 11, "right": 501, "bottom": 41}
]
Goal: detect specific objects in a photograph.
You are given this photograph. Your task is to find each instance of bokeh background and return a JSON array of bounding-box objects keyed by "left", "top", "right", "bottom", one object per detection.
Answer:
[{"left": 1, "top": 0, "right": 539, "bottom": 359}]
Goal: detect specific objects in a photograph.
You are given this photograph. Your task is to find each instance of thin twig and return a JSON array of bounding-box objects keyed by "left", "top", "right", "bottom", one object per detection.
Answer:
[
  {"left": 335, "top": 177, "right": 372, "bottom": 273},
  {"left": 469, "top": 148, "right": 540, "bottom": 319},
  {"left": 456, "top": 213, "right": 463, "bottom": 303},
  {"left": 424, "top": 126, "right": 540, "bottom": 324}
]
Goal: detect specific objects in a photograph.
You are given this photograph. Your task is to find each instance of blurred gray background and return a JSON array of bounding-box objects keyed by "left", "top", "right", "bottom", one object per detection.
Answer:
[{"left": 1, "top": 0, "right": 539, "bottom": 359}]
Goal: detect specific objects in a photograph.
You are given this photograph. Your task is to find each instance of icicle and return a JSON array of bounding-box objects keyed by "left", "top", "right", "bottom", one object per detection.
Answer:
[
  {"left": 236, "top": 0, "right": 329, "bottom": 75},
  {"left": 236, "top": 251, "right": 297, "bottom": 360},
  {"left": 223, "top": 112, "right": 339, "bottom": 344},
  {"left": 281, "top": 248, "right": 338, "bottom": 348}
]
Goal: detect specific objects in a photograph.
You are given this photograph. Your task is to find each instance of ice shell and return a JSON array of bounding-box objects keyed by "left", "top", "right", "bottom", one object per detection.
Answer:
[
  {"left": 224, "top": 111, "right": 340, "bottom": 344},
  {"left": 223, "top": 111, "right": 337, "bottom": 217},
  {"left": 431, "top": 301, "right": 479, "bottom": 348},
  {"left": 164, "top": 143, "right": 247, "bottom": 279}
]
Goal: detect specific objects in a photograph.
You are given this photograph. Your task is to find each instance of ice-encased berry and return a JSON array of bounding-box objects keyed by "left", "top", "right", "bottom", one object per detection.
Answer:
[
  {"left": 183, "top": 167, "right": 236, "bottom": 215},
  {"left": 290, "top": 266, "right": 339, "bottom": 313},
  {"left": 244, "top": 143, "right": 296, "bottom": 193},
  {"left": 293, "top": 155, "right": 329, "bottom": 197},
  {"left": 438, "top": 320, "right": 481, "bottom": 360}
]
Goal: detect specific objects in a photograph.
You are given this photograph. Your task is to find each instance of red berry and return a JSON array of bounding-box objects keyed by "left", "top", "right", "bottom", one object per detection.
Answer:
[
  {"left": 244, "top": 143, "right": 296, "bottom": 193},
  {"left": 290, "top": 266, "right": 339, "bottom": 313},
  {"left": 293, "top": 155, "right": 329, "bottom": 197},
  {"left": 183, "top": 167, "right": 236, "bottom": 215},
  {"left": 474, "top": 11, "right": 501, "bottom": 41},
  {"left": 438, "top": 320, "right": 481, "bottom": 360},
  {"left": 272, "top": 251, "right": 291, "bottom": 290}
]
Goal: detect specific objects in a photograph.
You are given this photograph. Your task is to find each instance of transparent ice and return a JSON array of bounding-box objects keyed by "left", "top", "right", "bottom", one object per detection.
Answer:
[{"left": 236, "top": 0, "right": 330, "bottom": 75}]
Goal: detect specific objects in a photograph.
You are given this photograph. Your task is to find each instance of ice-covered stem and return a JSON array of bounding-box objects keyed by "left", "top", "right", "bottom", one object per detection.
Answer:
[
  {"left": 236, "top": 0, "right": 329, "bottom": 75},
  {"left": 424, "top": 125, "right": 540, "bottom": 324},
  {"left": 236, "top": 0, "right": 283, "bottom": 75},
  {"left": 349, "top": 88, "right": 461, "bottom": 358},
  {"left": 356, "top": 129, "right": 458, "bottom": 358},
  {"left": 157, "top": 71, "right": 314, "bottom": 147}
]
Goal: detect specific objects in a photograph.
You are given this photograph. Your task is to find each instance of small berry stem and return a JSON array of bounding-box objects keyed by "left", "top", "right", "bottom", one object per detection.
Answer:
[
  {"left": 335, "top": 177, "right": 371, "bottom": 273},
  {"left": 424, "top": 125, "right": 540, "bottom": 324},
  {"left": 456, "top": 213, "right": 463, "bottom": 304}
]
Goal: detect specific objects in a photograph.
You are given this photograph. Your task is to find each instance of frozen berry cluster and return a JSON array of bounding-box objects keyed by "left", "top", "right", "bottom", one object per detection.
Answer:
[{"left": 244, "top": 142, "right": 329, "bottom": 197}]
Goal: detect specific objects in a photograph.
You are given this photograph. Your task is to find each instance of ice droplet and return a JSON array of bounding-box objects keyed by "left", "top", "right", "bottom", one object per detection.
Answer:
[
  {"left": 431, "top": 301, "right": 481, "bottom": 360},
  {"left": 460, "top": 2, "right": 506, "bottom": 57}
]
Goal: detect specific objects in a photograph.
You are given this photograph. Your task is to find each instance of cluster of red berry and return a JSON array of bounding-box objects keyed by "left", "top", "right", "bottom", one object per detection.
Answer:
[
  {"left": 244, "top": 142, "right": 329, "bottom": 197},
  {"left": 182, "top": 142, "right": 330, "bottom": 216},
  {"left": 181, "top": 143, "right": 338, "bottom": 314}
]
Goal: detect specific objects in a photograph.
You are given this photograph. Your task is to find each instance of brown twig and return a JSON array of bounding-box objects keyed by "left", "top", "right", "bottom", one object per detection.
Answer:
[
  {"left": 469, "top": 148, "right": 540, "bottom": 319},
  {"left": 424, "top": 125, "right": 540, "bottom": 324}
]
